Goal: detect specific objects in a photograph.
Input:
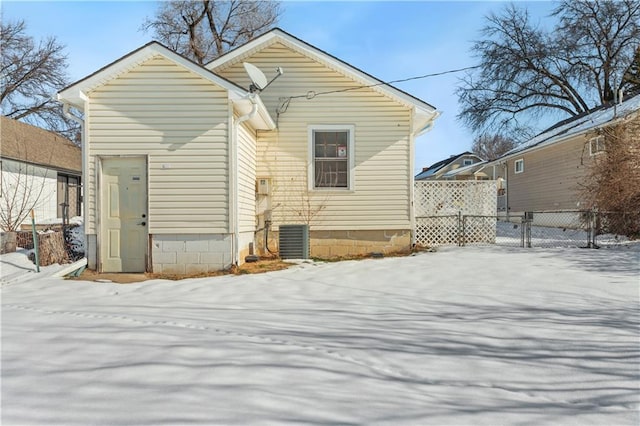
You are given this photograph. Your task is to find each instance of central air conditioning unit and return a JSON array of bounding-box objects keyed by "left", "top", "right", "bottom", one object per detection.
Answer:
[{"left": 279, "top": 224, "right": 309, "bottom": 259}]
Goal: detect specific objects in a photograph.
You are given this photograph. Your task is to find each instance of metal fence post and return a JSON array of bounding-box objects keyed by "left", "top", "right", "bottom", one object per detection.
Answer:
[
  {"left": 458, "top": 210, "right": 463, "bottom": 246},
  {"left": 522, "top": 212, "right": 533, "bottom": 248},
  {"left": 590, "top": 210, "right": 598, "bottom": 248},
  {"left": 584, "top": 210, "right": 595, "bottom": 248}
]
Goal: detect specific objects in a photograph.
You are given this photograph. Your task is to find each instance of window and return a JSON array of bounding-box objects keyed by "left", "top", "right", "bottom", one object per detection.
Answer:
[
  {"left": 463, "top": 159, "right": 474, "bottom": 166},
  {"left": 57, "top": 173, "right": 81, "bottom": 219},
  {"left": 309, "top": 125, "right": 354, "bottom": 190},
  {"left": 514, "top": 159, "right": 524, "bottom": 174},
  {"left": 589, "top": 136, "right": 605, "bottom": 156}
]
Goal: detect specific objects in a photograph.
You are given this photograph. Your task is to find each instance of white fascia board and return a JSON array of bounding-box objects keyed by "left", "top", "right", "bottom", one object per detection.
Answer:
[
  {"left": 57, "top": 43, "right": 246, "bottom": 109},
  {"left": 56, "top": 41, "right": 276, "bottom": 129},
  {"left": 208, "top": 29, "right": 438, "bottom": 114},
  {"left": 206, "top": 33, "right": 278, "bottom": 70}
]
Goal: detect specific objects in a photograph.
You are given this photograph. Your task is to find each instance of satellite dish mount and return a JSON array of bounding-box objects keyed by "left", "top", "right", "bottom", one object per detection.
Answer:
[{"left": 243, "top": 62, "right": 283, "bottom": 93}]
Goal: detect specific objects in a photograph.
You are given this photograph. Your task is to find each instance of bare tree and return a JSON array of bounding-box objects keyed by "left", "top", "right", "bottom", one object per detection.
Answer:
[
  {"left": 622, "top": 46, "right": 640, "bottom": 95},
  {"left": 458, "top": 0, "right": 640, "bottom": 135},
  {"left": 580, "top": 116, "right": 640, "bottom": 238},
  {"left": 471, "top": 133, "right": 517, "bottom": 161},
  {"left": 143, "top": 0, "right": 282, "bottom": 64},
  {"left": 1, "top": 20, "right": 77, "bottom": 140}
]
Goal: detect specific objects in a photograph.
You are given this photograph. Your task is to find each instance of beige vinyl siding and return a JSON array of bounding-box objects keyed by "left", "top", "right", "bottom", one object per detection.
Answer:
[
  {"left": 214, "top": 42, "right": 412, "bottom": 230},
  {"left": 237, "top": 121, "right": 257, "bottom": 232},
  {"left": 507, "top": 134, "right": 593, "bottom": 212},
  {"left": 86, "top": 56, "right": 229, "bottom": 234}
]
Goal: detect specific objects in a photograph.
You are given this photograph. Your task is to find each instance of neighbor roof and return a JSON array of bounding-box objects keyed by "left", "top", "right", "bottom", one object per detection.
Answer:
[
  {"left": 415, "top": 152, "right": 482, "bottom": 180},
  {"left": 500, "top": 92, "right": 640, "bottom": 159},
  {"left": 207, "top": 28, "right": 439, "bottom": 134},
  {"left": 441, "top": 161, "right": 488, "bottom": 179},
  {"left": 1, "top": 116, "right": 81, "bottom": 174}
]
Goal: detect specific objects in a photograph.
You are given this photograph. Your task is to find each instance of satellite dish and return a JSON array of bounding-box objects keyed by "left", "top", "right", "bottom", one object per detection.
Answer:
[
  {"left": 243, "top": 62, "right": 284, "bottom": 93},
  {"left": 244, "top": 62, "right": 268, "bottom": 92}
]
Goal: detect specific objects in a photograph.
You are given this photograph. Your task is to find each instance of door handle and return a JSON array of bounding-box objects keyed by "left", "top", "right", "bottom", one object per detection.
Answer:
[{"left": 139, "top": 222, "right": 146, "bottom": 226}]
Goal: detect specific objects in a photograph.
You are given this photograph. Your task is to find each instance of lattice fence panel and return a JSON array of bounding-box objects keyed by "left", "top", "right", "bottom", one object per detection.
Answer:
[
  {"left": 414, "top": 181, "right": 497, "bottom": 246},
  {"left": 462, "top": 216, "right": 497, "bottom": 245},
  {"left": 415, "top": 216, "right": 459, "bottom": 246}
]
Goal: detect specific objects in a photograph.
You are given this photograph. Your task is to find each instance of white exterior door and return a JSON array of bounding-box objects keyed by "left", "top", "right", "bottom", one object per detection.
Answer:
[{"left": 100, "top": 157, "right": 147, "bottom": 272}]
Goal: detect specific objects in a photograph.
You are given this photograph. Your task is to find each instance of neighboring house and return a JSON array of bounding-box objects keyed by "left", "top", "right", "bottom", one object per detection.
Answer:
[
  {"left": 0, "top": 116, "right": 81, "bottom": 231},
  {"left": 57, "top": 28, "right": 439, "bottom": 274},
  {"left": 415, "top": 152, "right": 484, "bottom": 180},
  {"left": 487, "top": 92, "right": 640, "bottom": 215}
]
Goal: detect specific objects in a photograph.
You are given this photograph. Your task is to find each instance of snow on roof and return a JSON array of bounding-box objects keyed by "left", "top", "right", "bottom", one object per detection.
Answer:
[{"left": 503, "top": 92, "right": 640, "bottom": 158}]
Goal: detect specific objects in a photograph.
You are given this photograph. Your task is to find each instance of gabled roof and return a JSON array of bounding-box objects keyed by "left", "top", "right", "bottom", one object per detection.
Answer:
[
  {"left": 1, "top": 116, "right": 81, "bottom": 174},
  {"left": 441, "top": 161, "right": 488, "bottom": 179},
  {"left": 499, "top": 92, "right": 640, "bottom": 159},
  {"left": 207, "top": 28, "right": 439, "bottom": 134},
  {"left": 57, "top": 42, "right": 275, "bottom": 130},
  {"left": 415, "top": 152, "right": 482, "bottom": 180}
]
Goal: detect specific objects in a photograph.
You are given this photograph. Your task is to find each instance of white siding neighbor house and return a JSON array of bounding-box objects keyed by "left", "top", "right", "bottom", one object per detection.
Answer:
[
  {"left": 0, "top": 116, "right": 81, "bottom": 231},
  {"left": 57, "top": 29, "right": 439, "bottom": 274}
]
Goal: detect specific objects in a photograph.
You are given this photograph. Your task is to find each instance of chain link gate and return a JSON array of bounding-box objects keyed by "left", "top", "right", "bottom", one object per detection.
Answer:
[{"left": 414, "top": 182, "right": 635, "bottom": 248}]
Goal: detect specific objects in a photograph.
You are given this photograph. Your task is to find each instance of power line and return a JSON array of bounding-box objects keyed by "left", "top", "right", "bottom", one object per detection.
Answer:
[{"left": 276, "top": 64, "right": 480, "bottom": 115}]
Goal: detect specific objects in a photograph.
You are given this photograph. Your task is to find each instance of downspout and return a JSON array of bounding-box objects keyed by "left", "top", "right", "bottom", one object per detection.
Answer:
[
  {"left": 231, "top": 94, "right": 258, "bottom": 265},
  {"left": 409, "top": 112, "right": 415, "bottom": 248},
  {"left": 411, "top": 109, "right": 439, "bottom": 248}
]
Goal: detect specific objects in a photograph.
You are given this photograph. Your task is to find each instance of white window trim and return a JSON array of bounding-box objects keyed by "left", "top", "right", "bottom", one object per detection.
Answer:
[
  {"left": 308, "top": 124, "right": 355, "bottom": 191},
  {"left": 514, "top": 158, "right": 524, "bottom": 174},
  {"left": 589, "top": 136, "right": 605, "bottom": 156},
  {"left": 463, "top": 159, "right": 474, "bottom": 166}
]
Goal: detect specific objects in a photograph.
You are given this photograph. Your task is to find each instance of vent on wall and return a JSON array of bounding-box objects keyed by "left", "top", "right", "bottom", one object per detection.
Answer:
[{"left": 279, "top": 224, "right": 309, "bottom": 259}]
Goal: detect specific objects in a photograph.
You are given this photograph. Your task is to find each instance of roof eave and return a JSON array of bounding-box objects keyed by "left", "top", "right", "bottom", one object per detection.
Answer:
[
  {"left": 56, "top": 41, "right": 277, "bottom": 129},
  {"left": 208, "top": 28, "right": 438, "bottom": 114},
  {"left": 231, "top": 93, "right": 276, "bottom": 130},
  {"left": 497, "top": 95, "right": 640, "bottom": 161},
  {"left": 57, "top": 42, "right": 248, "bottom": 109},
  {"left": 413, "top": 109, "right": 441, "bottom": 136}
]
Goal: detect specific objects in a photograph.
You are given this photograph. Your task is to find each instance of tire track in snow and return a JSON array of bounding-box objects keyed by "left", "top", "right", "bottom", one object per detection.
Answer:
[
  {"left": 3, "top": 302, "right": 626, "bottom": 410},
  {"left": 4, "top": 303, "right": 400, "bottom": 377}
]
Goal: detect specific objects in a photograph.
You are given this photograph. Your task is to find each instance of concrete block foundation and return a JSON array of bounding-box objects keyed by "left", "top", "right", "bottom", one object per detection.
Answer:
[
  {"left": 256, "top": 228, "right": 411, "bottom": 259},
  {"left": 151, "top": 234, "right": 232, "bottom": 274}
]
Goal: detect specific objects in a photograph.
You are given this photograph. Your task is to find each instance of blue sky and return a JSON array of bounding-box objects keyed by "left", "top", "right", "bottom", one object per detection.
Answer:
[{"left": 2, "top": 0, "right": 556, "bottom": 172}]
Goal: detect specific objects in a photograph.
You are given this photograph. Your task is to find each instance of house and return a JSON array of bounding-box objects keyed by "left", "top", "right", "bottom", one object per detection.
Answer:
[
  {"left": 56, "top": 28, "right": 439, "bottom": 274},
  {"left": 415, "top": 152, "right": 484, "bottom": 180},
  {"left": 0, "top": 116, "right": 81, "bottom": 231},
  {"left": 487, "top": 92, "right": 640, "bottom": 215}
]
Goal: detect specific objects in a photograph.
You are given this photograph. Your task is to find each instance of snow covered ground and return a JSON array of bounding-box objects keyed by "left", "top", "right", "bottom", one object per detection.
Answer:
[
  {"left": 0, "top": 249, "right": 68, "bottom": 285},
  {"left": 2, "top": 245, "right": 639, "bottom": 425}
]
